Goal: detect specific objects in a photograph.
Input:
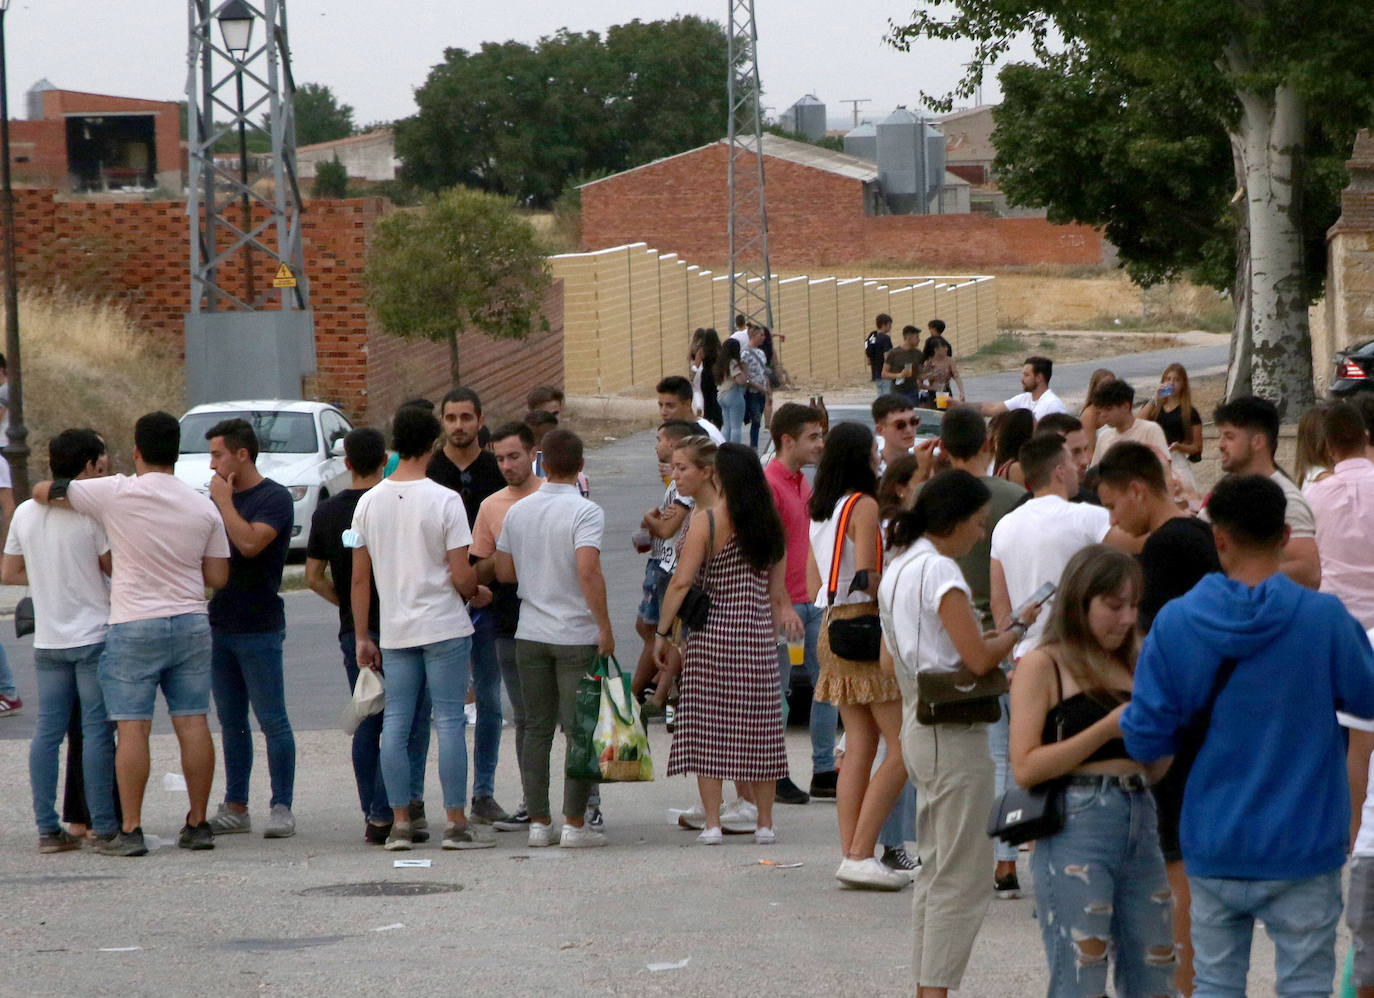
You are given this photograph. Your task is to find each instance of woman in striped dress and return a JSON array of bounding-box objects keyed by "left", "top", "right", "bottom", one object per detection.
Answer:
[{"left": 654, "top": 443, "right": 802, "bottom": 845}]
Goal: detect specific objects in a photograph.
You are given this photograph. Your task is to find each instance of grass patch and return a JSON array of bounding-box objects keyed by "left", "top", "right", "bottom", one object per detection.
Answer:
[
  {"left": 970, "top": 333, "right": 1028, "bottom": 358},
  {"left": 9, "top": 287, "right": 185, "bottom": 480}
]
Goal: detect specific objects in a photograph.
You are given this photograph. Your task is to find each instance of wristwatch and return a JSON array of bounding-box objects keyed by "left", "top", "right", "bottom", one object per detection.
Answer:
[
  {"left": 1008, "top": 620, "right": 1028, "bottom": 637},
  {"left": 49, "top": 478, "right": 71, "bottom": 501}
]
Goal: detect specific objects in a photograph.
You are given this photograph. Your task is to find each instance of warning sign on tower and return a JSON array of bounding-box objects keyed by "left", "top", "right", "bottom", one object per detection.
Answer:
[{"left": 273, "top": 263, "right": 297, "bottom": 288}]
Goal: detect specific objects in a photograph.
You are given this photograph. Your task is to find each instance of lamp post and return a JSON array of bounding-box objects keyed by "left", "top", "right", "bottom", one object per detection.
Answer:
[
  {"left": 218, "top": 0, "right": 255, "bottom": 305},
  {"left": 0, "top": 0, "right": 29, "bottom": 502}
]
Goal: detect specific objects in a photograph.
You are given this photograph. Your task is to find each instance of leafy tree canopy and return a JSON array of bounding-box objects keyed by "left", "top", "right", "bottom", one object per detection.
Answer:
[
  {"left": 395, "top": 16, "right": 731, "bottom": 207},
  {"left": 364, "top": 187, "right": 551, "bottom": 388},
  {"left": 285, "top": 82, "right": 357, "bottom": 147}
]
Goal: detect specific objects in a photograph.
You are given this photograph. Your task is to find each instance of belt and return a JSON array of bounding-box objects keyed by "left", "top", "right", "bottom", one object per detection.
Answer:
[{"left": 1065, "top": 772, "right": 1150, "bottom": 792}]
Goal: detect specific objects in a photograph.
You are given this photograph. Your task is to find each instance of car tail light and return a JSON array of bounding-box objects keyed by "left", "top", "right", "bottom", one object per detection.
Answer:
[{"left": 1339, "top": 358, "right": 1368, "bottom": 380}]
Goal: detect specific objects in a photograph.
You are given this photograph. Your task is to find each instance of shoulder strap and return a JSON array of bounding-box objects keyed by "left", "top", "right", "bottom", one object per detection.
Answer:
[
  {"left": 1194, "top": 656, "right": 1240, "bottom": 738},
  {"left": 877, "top": 553, "right": 923, "bottom": 676},
  {"left": 826, "top": 493, "right": 882, "bottom": 605}
]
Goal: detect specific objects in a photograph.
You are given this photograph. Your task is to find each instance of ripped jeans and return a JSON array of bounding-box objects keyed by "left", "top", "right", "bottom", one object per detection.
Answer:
[{"left": 1031, "top": 778, "right": 1176, "bottom": 998}]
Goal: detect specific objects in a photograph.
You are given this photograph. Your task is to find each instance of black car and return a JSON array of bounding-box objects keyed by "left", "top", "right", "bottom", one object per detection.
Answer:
[{"left": 1332, "top": 339, "right": 1374, "bottom": 396}]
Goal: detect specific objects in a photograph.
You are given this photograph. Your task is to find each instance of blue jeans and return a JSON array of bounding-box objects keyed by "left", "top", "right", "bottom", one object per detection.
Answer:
[
  {"left": 1031, "top": 780, "right": 1175, "bottom": 997},
  {"left": 873, "top": 378, "right": 893, "bottom": 396},
  {"left": 30, "top": 644, "right": 116, "bottom": 836},
  {"left": 211, "top": 629, "right": 295, "bottom": 809},
  {"left": 776, "top": 602, "right": 835, "bottom": 776},
  {"left": 381, "top": 635, "right": 470, "bottom": 811},
  {"left": 879, "top": 781, "right": 916, "bottom": 849},
  {"left": 340, "top": 632, "right": 429, "bottom": 823},
  {"left": 0, "top": 639, "right": 15, "bottom": 697},
  {"left": 100, "top": 614, "right": 211, "bottom": 719},
  {"left": 987, "top": 692, "right": 1019, "bottom": 863},
  {"left": 1189, "top": 869, "right": 1343, "bottom": 997},
  {"left": 745, "top": 389, "right": 766, "bottom": 449},
  {"left": 720, "top": 387, "right": 745, "bottom": 444},
  {"left": 469, "top": 609, "right": 503, "bottom": 801}
]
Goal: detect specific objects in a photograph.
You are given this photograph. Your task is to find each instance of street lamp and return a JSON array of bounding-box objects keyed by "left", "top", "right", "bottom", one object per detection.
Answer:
[
  {"left": 0, "top": 0, "right": 30, "bottom": 502},
  {"left": 218, "top": 0, "right": 256, "bottom": 305}
]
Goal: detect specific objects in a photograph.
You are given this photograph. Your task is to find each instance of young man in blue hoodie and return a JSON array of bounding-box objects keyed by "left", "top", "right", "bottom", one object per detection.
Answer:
[{"left": 1122, "top": 474, "right": 1374, "bottom": 996}]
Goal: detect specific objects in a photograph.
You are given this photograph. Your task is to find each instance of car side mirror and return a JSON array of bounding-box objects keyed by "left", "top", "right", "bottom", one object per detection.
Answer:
[{"left": 330, "top": 437, "right": 345, "bottom": 458}]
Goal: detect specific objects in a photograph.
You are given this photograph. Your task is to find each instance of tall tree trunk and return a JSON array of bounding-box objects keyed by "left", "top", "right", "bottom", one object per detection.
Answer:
[
  {"left": 1227, "top": 69, "right": 1314, "bottom": 418},
  {"left": 1225, "top": 148, "right": 1253, "bottom": 400},
  {"left": 447, "top": 327, "right": 461, "bottom": 388}
]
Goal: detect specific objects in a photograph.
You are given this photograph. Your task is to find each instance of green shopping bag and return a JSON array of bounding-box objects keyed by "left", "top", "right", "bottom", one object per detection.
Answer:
[{"left": 565, "top": 655, "right": 654, "bottom": 783}]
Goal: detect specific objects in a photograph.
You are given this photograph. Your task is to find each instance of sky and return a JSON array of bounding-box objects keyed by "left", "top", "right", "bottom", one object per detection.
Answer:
[{"left": 5, "top": 1, "right": 1039, "bottom": 130}]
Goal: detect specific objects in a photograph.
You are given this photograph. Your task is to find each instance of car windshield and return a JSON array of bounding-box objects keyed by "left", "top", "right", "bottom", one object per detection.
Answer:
[{"left": 179, "top": 411, "right": 318, "bottom": 455}]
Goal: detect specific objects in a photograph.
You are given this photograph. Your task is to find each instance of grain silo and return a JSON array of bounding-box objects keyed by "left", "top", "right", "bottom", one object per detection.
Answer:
[
  {"left": 843, "top": 122, "right": 877, "bottom": 163},
  {"left": 875, "top": 106, "right": 947, "bottom": 214}
]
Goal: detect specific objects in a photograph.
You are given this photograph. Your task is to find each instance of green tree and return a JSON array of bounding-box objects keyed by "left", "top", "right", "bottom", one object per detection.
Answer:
[
  {"left": 286, "top": 82, "right": 356, "bottom": 147},
  {"left": 364, "top": 188, "right": 551, "bottom": 388},
  {"left": 889, "top": 1, "right": 1374, "bottom": 414},
  {"left": 311, "top": 156, "right": 349, "bottom": 198},
  {"left": 396, "top": 16, "right": 730, "bottom": 207}
]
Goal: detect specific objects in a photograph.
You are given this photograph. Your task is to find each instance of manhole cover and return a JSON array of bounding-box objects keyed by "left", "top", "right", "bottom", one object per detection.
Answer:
[{"left": 295, "top": 881, "right": 463, "bottom": 898}]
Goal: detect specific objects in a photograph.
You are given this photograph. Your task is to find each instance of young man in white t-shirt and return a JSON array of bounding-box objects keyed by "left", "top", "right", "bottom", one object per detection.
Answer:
[
  {"left": 351, "top": 405, "right": 492, "bottom": 853},
  {"left": 4, "top": 429, "right": 115, "bottom": 852},
  {"left": 990, "top": 435, "right": 1136, "bottom": 659},
  {"left": 34, "top": 411, "right": 231, "bottom": 857},
  {"left": 979, "top": 355, "right": 1067, "bottom": 422},
  {"left": 1087, "top": 378, "right": 1171, "bottom": 470},
  {"left": 496, "top": 429, "right": 614, "bottom": 850}
]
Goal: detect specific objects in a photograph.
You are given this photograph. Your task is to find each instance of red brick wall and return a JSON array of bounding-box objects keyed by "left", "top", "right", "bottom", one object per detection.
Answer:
[
  {"left": 8, "top": 120, "right": 67, "bottom": 188},
  {"left": 4, "top": 190, "right": 565, "bottom": 424},
  {"left": 581, "top": 142, "right": 1104, "bottom": 270}
]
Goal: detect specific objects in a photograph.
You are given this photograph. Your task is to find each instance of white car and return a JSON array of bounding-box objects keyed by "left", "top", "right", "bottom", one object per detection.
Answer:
[{"left": 176, "top": 400, "right": 354, "bottom": 552}]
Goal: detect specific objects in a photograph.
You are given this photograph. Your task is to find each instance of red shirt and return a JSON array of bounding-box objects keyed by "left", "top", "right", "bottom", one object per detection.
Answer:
[{"left": 765, "top": 459, "right": 812, "bottom": 604}]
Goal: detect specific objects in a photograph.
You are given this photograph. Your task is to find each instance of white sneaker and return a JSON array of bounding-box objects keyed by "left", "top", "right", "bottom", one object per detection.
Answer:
[
  {"left": 835, "top": 857, "right": 910, "bottom": 891},
  {"left": 263, "top": 803, "right": 295, "bottom": 839},
  {"left": 676, "top": 803, "right": 706, "bottom": 830},
  {"left": 721, "top": 798, "right": 759, "bottom": 834},
  {"left": 696, "top": 827, "right": 723, "bottom": 845},
  {"left": 559, "top": 823, "right": 608, "bottom": 849},
  {"left": 754, "top": 826, "right": 776, "bottom": 845},
  {"left": 208, "top": 803, "right": 251, "bottom": 835},
  {"left": 527, "top": 822, "right": 556, "bottom": 848}
]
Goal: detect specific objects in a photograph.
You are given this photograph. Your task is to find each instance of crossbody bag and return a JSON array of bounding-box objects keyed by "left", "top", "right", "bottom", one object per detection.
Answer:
[
  {"left": 823, "top": 492, "right": 883, "bottom": 662},
  {"left": 674, "top": 510, "right": 715, "bottom": 632},
  {"left": 879, "top": 552, "right": 1006, "bottom": 725}
]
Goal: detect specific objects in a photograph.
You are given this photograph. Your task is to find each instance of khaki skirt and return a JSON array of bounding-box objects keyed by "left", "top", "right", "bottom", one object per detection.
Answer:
[{"left": 815, "top": 602, "right": 901, "bottom": 706}]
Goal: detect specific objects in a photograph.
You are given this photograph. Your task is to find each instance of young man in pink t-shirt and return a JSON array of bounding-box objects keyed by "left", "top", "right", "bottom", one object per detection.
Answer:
[{"left": 763, "top": 403, "right": 828, "bottom": 804}]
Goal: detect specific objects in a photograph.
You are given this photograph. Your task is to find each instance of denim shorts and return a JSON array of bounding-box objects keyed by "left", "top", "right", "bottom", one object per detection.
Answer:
[
  {"left": 637, "top": 560, "right": 671, "bottom": 625},
  {"left": 100, "top": 613, "right": 212, "bottom": 720}
]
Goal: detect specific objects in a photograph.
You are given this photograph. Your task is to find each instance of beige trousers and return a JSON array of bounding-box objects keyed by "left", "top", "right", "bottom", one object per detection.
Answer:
[{"left": 902, "top": 717, "right": 995, "bottom": 990}]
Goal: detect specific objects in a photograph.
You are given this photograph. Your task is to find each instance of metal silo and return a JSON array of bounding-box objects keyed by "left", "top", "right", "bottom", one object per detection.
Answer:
[
  {"left": 844, "top": 122, "right": 877, "bottom": 162},
  {"left": 26, "top": 78, "right": 55, "bottom": 120},
  {"left": 792, "top": 94, "right": 827, "bottom": 142},
  {"left": 876, "top": 106, "right": 923, "bottom": 214}
]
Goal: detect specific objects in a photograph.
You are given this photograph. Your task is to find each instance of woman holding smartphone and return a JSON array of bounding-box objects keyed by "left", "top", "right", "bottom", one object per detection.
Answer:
[
  {"left": 879, "top": 470, "right": 1040, "bottom": 997},
  {"left": 1009, "top": 544, "right": 1174, "bottom": 997}
]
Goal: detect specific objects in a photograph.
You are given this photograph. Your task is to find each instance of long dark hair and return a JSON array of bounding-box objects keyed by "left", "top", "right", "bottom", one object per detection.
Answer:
[
  {"left": 714, "top": 337, "right": 741, "bottom": 386},
  {"left": 693, "top": 327, "right": 721, "bottom": 369},
  {"left": 921, "top": 335, "right": 953, "bottom": 362},
  {"left": 809, "top": 422, "right": 877, "bottom": 521},
  {"left": 877, "top": 455, "right": 920, "bottom": 523},
  {"left": 716, "top": 443, "right": 785, "bottom": 571},
  {"left": 991, "top": 408, "right": 1034, "bottom": 470},
  {"left": 889, "top": 469, "right": 990, "bottom": 549}
]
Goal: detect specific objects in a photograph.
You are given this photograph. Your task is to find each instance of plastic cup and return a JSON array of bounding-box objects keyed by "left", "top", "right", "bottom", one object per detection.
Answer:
[
  {"left": 632, "top": 529, "right": 652, "bottom": 553},
  {"left": 788, "top": 642, "right": 805, "bottom": 665},
  {"left": 936, "top": 392, "right": 950, "bottom": 410}
]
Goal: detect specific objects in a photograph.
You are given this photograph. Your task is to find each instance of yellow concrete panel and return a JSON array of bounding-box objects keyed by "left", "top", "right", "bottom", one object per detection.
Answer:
[
  {"left": 808, "top": 278, "right": 839, "bottom": 382},
  {"left": 659, "top": 257, "right": 691, "bottom": 379},
  {"left": 835, "top": 279, "right": 867, "bottom": 382},
  {"left": 628, "top": 247, "right": 662, "bottom": 387},
  {"left": 776, "top": 276, "right": 811, "bottom": 381}
]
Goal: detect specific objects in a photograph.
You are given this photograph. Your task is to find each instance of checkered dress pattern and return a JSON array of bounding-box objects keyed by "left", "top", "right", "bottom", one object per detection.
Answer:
[{"left": 667, "top": 537, "right": 788, "bottom": 781}]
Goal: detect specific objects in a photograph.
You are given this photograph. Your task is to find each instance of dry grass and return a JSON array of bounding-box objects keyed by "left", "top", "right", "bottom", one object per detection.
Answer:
[{"left": 6, "top": 288, "right": 184, "bottom": 480}]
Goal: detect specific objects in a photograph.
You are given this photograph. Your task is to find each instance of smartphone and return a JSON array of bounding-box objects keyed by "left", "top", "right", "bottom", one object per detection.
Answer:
[
  {"left": 1158, "top": 384, "right": 1175, "bottom": 398},
  {"left": 1014, "top": 581, "right": 1056, "bottom": 618}
]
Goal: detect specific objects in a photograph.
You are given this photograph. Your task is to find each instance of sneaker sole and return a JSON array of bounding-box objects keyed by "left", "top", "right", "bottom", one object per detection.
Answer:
[
  {"left": 676, "top": 815, "right": 706, "bottom": 830},
  {"left": 442, "top": 839, "right": 497, "bottom": 850},
  {"left": 209, "top": 824, "right": 251, "bottom": 835},
  {"left": 98, "top": 845, "right": 149, "bottom": 857},
  {"left": 491, "top": 822, "right": 529, "bottom": 832},
  {"left": 836, "top": 876, "right": 907, "bottom": 891},
  {"left": 383, "top": 840, "right": 413, "bottom": 851},
  {"left": 263, "top": 828, "right": 295, "bottom": 839},
  {"left": 178, "top": 839, "right": 215, "bottom": 851},
  {"left": 560, "top": 838, "right": 608, "bottom": 849},
  {"left": 39, "top": 841, "right": 83, "bottom": 854},
  {"left": 995, "top": 889, "right": 1021, "bottom": 900}
]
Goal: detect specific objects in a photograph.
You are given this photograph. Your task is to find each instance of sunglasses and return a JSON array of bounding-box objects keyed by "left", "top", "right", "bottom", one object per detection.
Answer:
[{"left": 889, "top": 418, "right": 919, "bottom": 431}]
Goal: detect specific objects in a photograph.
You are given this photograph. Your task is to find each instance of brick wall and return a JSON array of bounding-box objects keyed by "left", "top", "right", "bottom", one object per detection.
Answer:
[
  {"left": 40, "top": 89, "right": 181, "bottom": 190},
  {"left": 3, "top": 190, "right": 565, "bottom": 424},
  {"left": 581, "top": 142, "right": 1104, "bottom": 270}
]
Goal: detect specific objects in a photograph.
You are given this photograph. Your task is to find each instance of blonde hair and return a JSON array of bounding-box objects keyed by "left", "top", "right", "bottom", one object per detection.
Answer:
[
  {"left": 672, "top": 435, "right": 717, "bottom": 474},
  {"left": 1161, "top": 362, "right": 1195, "bottom": 437},
  {"left": 1295, "top": 406, "right": 1332, "bottom": 485},
  {"left": 1082, "top": 369, "right": 1116, "bottom": 417},
  {"left": 1040, "top": 545, "right": 1142, "bottom": 692}
]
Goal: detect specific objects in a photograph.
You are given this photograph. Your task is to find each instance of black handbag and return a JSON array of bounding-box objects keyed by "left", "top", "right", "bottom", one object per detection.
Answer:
[
  {"left": 823, "top": 493, "right": 882, "bottom": 662},
  {"left": 989, "top": 661, "right": 1066, "bottom": 845},
  {"left": 14, "top": 595, "right": 33, "bottom": 638},
  {"left": 674, "top": 511, "right": 713, "bottom": 632}
]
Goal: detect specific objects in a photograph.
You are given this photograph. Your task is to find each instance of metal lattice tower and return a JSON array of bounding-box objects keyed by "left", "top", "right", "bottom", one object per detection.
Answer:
[
  {"left": 726, "top": 0, "right": 773, "bottom": 331},
  {"left": 186, "top": 0, "right": 308, "bottom": 313}
]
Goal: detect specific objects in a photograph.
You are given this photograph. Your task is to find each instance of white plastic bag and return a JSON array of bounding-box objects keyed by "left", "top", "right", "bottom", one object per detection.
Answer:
[{"left": 341, "top": 667, "right": 385, "bottom": 734}]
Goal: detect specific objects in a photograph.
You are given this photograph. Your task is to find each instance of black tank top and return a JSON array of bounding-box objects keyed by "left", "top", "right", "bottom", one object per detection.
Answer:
[{"left": 1041, "top": 658, "right": 1133, "bottom": 764}]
